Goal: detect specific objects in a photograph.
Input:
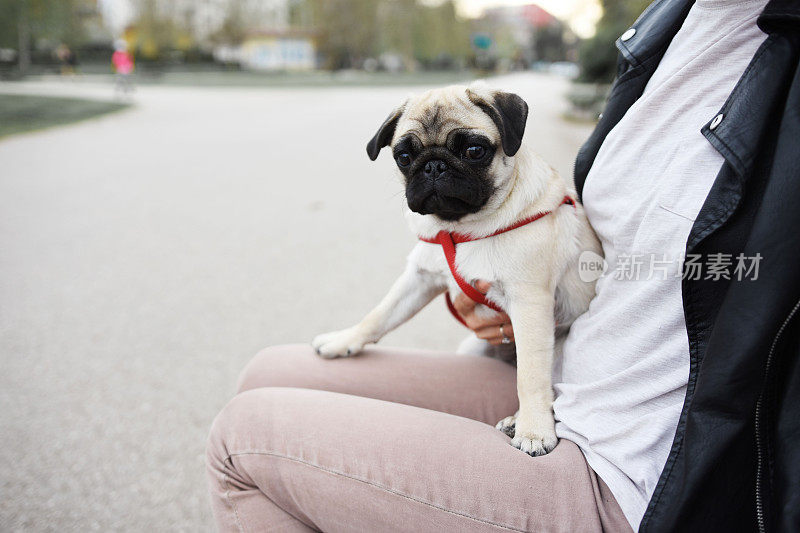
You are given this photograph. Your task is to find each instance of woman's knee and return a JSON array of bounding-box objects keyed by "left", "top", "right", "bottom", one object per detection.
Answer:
[
  {"left": 207, "top": 391, "right": 256, "bottom": 487},
  {"left": 206, "top": 388, "right": 287, "bottom": 529},
  {"left": 236, "top": 343, "right": 321, "bottom": 394},
  {"left": 206, "top": 388, "right": 283, "bottom": 483}
]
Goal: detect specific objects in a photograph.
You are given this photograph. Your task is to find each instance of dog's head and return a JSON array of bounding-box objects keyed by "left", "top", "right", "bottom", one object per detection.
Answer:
[{"left": 366, "top": 85, "right": 528, "bottom": 221}]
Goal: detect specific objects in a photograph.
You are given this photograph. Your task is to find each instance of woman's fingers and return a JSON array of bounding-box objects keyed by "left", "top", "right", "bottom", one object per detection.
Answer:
[
  {"left": 474, "top": 280, "right": 492, "bottom": 294},
  {"left": 452, "top": 290, "right": 478, "bottom": 318},
  {"left": 452, "top": 281, "right": 514, "bottom": 341},
  {"left": 476, "top": 322, "right": 515, "bottom": 344},
  {"left": 463, "top": 309, "right": 510, "bottom": 331}
]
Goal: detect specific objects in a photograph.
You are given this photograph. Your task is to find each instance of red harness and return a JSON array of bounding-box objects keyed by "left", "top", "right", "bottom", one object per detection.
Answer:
[{"left": 418, "top": 196, "right": 576, "bottom": 327}]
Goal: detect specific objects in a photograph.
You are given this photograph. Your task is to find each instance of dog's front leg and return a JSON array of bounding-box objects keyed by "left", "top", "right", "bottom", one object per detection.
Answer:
[
  {"left": 504, "top": 284, "right": 558, "bottom": 456},
  {"left": 312, "top": 263, "right": 445, "bottom": 358}
]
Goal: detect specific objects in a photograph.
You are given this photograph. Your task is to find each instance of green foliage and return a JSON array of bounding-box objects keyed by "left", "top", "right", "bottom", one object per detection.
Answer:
[
  {"left": 131, "top": 0, "right": 185, "bottom": 60},
  {"left": 377, "top": 0, "right": 417, "bottom": 63},
  {"left": 577, "top": 23, "right": 625, "bottom": 83},
  {"left": 0, "top": 0, "right": 21, "bottom": 49},
  {"left": 308, "top": 0, "right": 470, "bottom": 70},
  {"left": 578, "top": 0, "right": 650, "bottom": 83},
  {"left": 410, "top": 1, "right": 470, "bottom": 65},
  {"left": 0, "top": 0, "right": 90, "bottom": 49},
  {"left": 306, "top": 0, "right": 380, "bottom": 69},
  {"left": 209, "top": 1, "right": 248, "bottom": 45},
  {"left": 534, "top": 24, "right": 568, "bottom": 63}
]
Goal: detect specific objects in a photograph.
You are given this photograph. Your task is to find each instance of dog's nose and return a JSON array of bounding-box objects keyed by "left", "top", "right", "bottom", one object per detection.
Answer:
[{"left": 423, "top": 160, "right": 447, "bottom": 179}]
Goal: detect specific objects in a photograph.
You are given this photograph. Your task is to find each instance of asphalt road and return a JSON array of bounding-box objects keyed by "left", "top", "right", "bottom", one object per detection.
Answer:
[{"left": 0, "top": 72, "right": 594, "bottom": 531}]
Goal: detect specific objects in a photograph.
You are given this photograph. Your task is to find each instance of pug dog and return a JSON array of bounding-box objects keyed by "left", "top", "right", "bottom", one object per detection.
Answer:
[{"left": 312, "top": 84, "right": 601, "bottom": 456}]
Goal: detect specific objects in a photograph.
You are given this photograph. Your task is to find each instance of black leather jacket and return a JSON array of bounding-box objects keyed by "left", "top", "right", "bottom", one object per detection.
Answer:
[{"left": 573, "top": 1, "right": 800, "bottom": 531}]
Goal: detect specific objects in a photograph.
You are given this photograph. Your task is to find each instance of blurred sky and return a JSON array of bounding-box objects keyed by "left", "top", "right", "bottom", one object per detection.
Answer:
[{"left": 98, "top": 0, "right": 134, "bottom": 35}]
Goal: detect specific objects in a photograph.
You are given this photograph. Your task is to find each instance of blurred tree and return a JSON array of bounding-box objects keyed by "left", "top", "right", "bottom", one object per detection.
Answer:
[
  {"left": 375, "top": 0, "right": 416, "bottom": 67},
  {"left": 533, "top": 23, "right": 567, "bottom": 62},
  {"left": 289, "top": 0, "right": 312, "bottom": 27},
  {"left": 306, "top": 0, "right": 469, "bottom": 71},
  {"left": 410, "top": 1, "right": 470, "bottom": 68},
  {"left": 209, "top": 1, "right": 248, "bottom": 46},
  {"left": 0, "top": 0, "right": 26, "bottom": 69},
  {"left": 577, "top": 0, "right": 650, "bottom": 82},
  {"left": 307, "top": 0, "right": 379, "bottom": 69},
  {"left": 131, "top": 0, "right": 185, "bottom": 61},
  {"left": 0, "top": 0, "right": 91, "bottom": 73}
]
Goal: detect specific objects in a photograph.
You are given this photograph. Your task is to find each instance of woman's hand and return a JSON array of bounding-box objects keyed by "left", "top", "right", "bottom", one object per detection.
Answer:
[{"left": 451, "top": 280, "right": 514, "bottom": 345}]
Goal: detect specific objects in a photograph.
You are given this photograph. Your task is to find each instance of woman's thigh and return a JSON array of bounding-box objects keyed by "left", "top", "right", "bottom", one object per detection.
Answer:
[
  {"left": 236, "top": 344, "right": 519, "bottom": 425},
  {"left": 207, "top": 387, "right": 628, "bottom": 533}
]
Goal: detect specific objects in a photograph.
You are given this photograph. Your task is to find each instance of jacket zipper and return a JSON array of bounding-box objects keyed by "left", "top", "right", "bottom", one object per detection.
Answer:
[{"left": 755, "top": 297, "right": 800, "bottom": 533}]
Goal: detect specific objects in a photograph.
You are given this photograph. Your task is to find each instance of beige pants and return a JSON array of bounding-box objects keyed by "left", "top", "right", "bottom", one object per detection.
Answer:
[{"left": 206, "top": 345, "right": 631, "bottom": 532}]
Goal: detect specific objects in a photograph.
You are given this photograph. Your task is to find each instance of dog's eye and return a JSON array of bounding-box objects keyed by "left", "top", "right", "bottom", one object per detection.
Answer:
[
  {"left": 395, "top": 153, "right": 412, "bottom": 167},
  {"left": 464, "top": 145, "right": 486, "bottom": 160}
]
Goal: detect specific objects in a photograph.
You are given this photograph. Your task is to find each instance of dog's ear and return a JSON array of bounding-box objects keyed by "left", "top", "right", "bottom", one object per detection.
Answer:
[
  {"left": 466, "top": 89, "right": 529, "bottom": 156},
  {"left": 366, "top": 104, "right": 405, "bottom": 161}
]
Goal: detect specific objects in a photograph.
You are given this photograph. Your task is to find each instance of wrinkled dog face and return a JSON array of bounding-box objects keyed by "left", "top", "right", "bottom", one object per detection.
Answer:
[{"left": 366, "top": 86, "right": 529, "bottom": 221}]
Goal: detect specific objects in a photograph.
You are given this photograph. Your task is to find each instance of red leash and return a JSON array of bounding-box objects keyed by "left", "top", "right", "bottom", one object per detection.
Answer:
[{"left": 419, "top": 196, "right": 576, "bottom": 327}]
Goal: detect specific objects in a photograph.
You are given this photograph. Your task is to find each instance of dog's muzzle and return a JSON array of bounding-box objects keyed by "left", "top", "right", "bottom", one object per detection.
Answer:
[{"left": 406, "top": 160, "right": 489, "bottom": 220}]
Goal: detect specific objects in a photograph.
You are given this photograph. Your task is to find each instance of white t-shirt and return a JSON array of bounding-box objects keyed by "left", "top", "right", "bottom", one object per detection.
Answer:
[{"left": 553, "top": 0, "right": 769, "bottom": 528}]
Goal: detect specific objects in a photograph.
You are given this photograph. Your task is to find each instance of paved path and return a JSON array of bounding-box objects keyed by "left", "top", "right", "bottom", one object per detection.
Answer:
[{"left": 0, "top": 73, "right": 594, "bottom": 531}]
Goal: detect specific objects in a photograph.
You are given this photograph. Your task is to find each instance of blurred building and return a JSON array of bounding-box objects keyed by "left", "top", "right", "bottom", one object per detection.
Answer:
[
  {"left": 205, "top": 1, "right": 315, "bottom": 71},
  {"left": 214, "top": 30, "right": 316, "bottom": 71}
]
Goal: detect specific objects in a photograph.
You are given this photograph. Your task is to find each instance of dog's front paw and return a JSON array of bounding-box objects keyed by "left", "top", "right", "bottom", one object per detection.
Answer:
[
  {"left": 496, "top": 413, "right": 517, "bottom": 438},
  {"left": 509, "top": 415, "right": 557, "bottom": 457},
  {"left": 511, "top": 432, "right": 558, "bottom": 457},
  {"left": 311, "top": 328, "right": 367, "bottom": 359}
]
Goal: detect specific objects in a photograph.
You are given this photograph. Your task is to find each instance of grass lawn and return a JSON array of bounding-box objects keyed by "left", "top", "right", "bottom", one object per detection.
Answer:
[{"left": 0, "top": 94, "right": 128, "bottom": 138}]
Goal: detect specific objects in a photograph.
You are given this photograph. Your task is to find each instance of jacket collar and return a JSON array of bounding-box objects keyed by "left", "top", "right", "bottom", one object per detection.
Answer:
[
  {"left": 759, "top": 0, "right": 800, "bottom": 33},
  {"left": 702, "top": 0, "right": 800, "bottom": 178},
  {"left": 700, "top": 35, "right": 796, "bottom": 179},
  {"left": 615, "top": 0, "right": 798, "bottom": 67},
  {"left": 615, "top": 0, "right": 798, "bottom": 179},
  {"left": 614, "top": 0, "right": 694, "bottom": 68}
]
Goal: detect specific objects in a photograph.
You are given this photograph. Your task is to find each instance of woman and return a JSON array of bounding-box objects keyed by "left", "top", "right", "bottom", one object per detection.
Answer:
[{"left": 206, "top": 0, "right": 800, "bottom": 530}]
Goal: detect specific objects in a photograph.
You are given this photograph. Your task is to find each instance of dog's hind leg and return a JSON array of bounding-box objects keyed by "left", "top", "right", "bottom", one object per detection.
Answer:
[{"left": 503, "top": 284, "right": 558, "bottom": 456}]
